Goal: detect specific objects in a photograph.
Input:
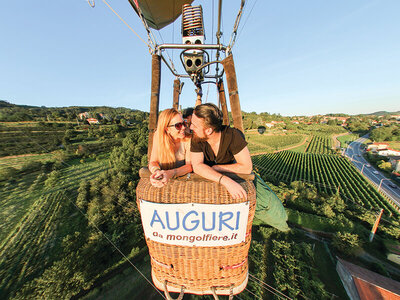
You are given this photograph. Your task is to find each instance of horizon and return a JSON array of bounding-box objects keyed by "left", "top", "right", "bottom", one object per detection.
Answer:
[
  {"left": 1, "top": 1, "right": 400, "bottom": 115},
  {"left": 1, "top": 99, "right": 398, "bottom": 118}
]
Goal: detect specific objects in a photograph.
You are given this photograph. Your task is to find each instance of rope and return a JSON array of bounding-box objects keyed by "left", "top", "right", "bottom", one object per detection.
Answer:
[
  {"left": 157, "top": 30, "right": 178, "bottom": 73},
  {"left": 140, "top": 0, "right": 159, "bottom": 49},
  {"left": 237, "top": 0, "right": 259, "bottom": 41},
  {"left": 227, "top": 0, "right": 246, "bottom": 52},
  {"left": 87, "top": 0, "right": 95, "bottom": 8},
  {"left": 101, "top": 0, "right": 152, "bottom": 51},
  {"left": 248, "top": 273, "right": 293, "bottom": 300},
  {"left": 244, "top": 287, "right": 263, "bottom": 300}
]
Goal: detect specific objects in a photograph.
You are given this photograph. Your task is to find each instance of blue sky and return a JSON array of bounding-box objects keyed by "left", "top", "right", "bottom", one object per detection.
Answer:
[{"left": 0, "top": 0, "right": 399, "bottom": 116}]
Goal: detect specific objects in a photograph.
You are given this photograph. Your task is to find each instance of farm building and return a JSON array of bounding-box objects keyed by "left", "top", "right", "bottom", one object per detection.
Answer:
[{"left": 337, "top": 258, "right": 400, "bottom": 300}]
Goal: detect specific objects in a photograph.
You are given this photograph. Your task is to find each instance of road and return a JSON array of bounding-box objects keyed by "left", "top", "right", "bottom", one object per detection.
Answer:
[{"left": 344, "top": 135, "right": 400, "bottom": 209}]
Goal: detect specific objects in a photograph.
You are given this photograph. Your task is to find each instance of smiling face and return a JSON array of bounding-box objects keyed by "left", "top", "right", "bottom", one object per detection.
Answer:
[{"left": 166, "top": 114, "right": 186, "bottom": 141}]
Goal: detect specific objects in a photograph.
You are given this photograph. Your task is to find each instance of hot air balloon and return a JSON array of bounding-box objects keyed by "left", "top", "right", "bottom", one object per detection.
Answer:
[{"left": 126, "top": 1, "right": 254, "bottom": 299}]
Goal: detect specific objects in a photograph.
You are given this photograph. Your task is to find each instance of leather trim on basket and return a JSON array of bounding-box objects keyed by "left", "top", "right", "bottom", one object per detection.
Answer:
[{"left": 221, "top": 257, "right": 247, "bottom": 270}]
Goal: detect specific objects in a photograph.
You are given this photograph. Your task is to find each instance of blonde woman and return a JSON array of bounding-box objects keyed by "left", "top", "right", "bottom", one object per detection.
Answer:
[{"left": 148, "top": 108, "right": 192, "bottom": 188}]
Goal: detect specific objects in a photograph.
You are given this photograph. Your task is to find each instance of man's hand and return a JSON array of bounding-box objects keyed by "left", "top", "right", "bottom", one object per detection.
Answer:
[{"left": 221, "top": 176, "right": 247, "bottom": 200}]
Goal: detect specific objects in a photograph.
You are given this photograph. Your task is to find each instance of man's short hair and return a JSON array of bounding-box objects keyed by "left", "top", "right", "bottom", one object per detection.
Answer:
[
  {"left": 194, "top": 103, "right": 223, "bottom": 132},
  {"left": 182, "top": 107, "right": 194, "bottom": 119}
]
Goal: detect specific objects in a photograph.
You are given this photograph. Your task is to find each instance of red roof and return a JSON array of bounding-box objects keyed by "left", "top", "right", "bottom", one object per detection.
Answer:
[
  {"left": 339, "top": 259, "right": 400, "bottom": 299},
  {"left": 353, "top": 278, "right": 400, "bottom": 300}
]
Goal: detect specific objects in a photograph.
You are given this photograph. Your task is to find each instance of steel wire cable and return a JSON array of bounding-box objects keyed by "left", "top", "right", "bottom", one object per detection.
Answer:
[
  {"left": 2, "top": 129, "right": 167, "bottom": 299},
  {"left": 156, "top": 30, "right": 178, "bottom": 73},
  {"left": 101, "top": 0, "right": 152, "bottom": 51},
  {"left": 248, "top": 273, "right": 292, "bottom": 300},
  {"left": 227, "top": 0, "right": 246, "bottom": 51},
  {"left": 237, "top": 0, "right": 258, "bottom": 42},
  {"left": 244, "top": 287, "right": 263, "bottom": 299}
]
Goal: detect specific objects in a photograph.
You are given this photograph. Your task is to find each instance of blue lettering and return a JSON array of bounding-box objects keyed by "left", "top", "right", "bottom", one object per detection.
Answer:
[
  {"left": 183, "top": 211, "right": 199, "bottom": 231},
  {"left": 202, "top": 212, "right": 216, "bottom": 231},
  {"left": 235, "top": 211, "right": 240, "bottom": 230},
  {"left": 150, "top": 210, "right": 165, "bottom": 229},
  {"left": 166, "top": 211, "right": 179, "bottom": 230},
  {"left": 219, "top": 212, "right": 234, "bottom": 231}
]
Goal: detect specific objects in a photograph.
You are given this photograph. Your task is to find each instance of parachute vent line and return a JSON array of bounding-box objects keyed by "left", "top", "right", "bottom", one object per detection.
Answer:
[
  {"left": 182, "top": 5, "right": 204, "bottom": 37},
  {"left": 87, "top": 0, "right": 95, "bottom": 8}
]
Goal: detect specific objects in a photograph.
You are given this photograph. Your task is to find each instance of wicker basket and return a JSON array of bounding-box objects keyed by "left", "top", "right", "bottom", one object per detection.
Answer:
[{"left": 136, "top": 169, "right": 256, "bottom": 296}]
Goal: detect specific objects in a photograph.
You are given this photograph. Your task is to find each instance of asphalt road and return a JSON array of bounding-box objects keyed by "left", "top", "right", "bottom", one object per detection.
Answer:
[{"left": 344, "top": 135, "right": 400, "bottom": 209}]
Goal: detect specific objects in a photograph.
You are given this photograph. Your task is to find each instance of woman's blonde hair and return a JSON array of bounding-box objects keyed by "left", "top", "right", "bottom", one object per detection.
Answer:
[{"left": 153, "top": 108, "right": 182, "bottom": 169}]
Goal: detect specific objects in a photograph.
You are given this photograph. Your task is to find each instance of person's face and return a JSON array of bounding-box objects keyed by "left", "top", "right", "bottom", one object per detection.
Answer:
[
  {"left": 167, "top": 114, "right": 186, "bottom": 140},
  {"left": 190, "top": 113, "right": 209, "bottom": 142},
  {"left": 184, "top": 115, "right": 192, "bottom": 134}
]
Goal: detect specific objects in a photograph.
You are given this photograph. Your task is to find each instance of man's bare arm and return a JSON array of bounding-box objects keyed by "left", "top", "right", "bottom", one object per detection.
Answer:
[
  {"left": 211, "top": 146, "right": 252, "bottom": 174},
  {"left": 191, "top": 151, "right": 247, "bottom": 200}
]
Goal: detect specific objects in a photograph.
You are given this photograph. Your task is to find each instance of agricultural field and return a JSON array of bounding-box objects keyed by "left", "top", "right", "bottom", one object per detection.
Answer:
[
  {"left": 252, "top": 151, "right": 399, "bottom": 217},
  {"left": 0, "top": 191, "right": 68, "bottom": 297},
  {"left": 0, "top": 156, "right": 110, "bottom": 242},
  {"left": 305, "top": 135, "right": 334, "bottom": 154},
  {"left": 0, "top": 123, "right": 68, "bottom": 157},
  {"left": 336, "top": 133, "right": 359, "bottom": 148},
  {"left": 246, "top": 133, "right": 305, "bottom": 153},
  {"left": 0, "top": 153, "right": 55, "bottom": 170}
]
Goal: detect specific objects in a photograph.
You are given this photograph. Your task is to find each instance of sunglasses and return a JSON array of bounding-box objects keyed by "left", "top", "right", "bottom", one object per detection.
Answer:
[{"left": 168, "top": 121, "right": 187, "bottom": 130}]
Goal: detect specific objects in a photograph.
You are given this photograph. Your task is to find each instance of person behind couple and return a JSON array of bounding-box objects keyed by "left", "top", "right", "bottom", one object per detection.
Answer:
[
  {"left": 189, "top": 103, "right": 252, "bottom": 199},
  {"left": 148, "top": 108, "right": 192, "bottom": 188}
]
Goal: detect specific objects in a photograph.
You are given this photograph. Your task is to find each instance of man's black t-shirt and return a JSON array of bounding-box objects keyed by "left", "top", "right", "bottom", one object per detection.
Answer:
[{"left": 190, "top": 125, "right": 248, "bottom": 166}]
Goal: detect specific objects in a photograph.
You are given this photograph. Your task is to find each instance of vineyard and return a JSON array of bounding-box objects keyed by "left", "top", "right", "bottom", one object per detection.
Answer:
[
  {"left": 305, "top": 135, "right": 334, "bottom": 154},
  {"left": 0, "top": 191, "right": 66, "bottom": 297},
  {"left": 246, "top": 133, "right": 304, "bottom": 153},
  {"left": 0, "top": 157, "right": 110, "bottom": 241},
  {"left": 252, "top": 151, "right": 399, "bottom": 217}
]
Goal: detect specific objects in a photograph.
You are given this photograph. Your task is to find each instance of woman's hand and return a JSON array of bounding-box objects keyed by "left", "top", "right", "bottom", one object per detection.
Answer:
[
  {"left": 150, "top": 170, "right": 166, "bottom": 188},
  {"left": 149, "top": 169, "right": 175, "bottom": 188}
]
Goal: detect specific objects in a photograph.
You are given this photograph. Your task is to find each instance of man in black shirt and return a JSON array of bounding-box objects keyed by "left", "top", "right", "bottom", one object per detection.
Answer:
[{"left": 190, "top": 103, "right": 252, "bottom": 199}]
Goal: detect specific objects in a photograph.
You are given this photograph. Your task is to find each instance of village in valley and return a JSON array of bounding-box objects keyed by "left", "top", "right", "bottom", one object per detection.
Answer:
[{"left": 1, "top": 99, "right": 400, "bottom": 299}]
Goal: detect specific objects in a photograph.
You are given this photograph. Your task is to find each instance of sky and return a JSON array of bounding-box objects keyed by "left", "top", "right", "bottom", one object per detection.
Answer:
[{"left": 0, "top": 0, "right": 399, "bottom": 116}]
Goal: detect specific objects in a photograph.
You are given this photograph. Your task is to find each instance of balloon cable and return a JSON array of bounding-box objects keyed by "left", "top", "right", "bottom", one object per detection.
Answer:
[{"left": 101, "top": 0, "right": 152, "bottom": 51}]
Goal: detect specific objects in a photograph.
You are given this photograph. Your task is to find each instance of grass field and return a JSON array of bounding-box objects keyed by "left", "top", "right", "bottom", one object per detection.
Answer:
[
  {"left": 246, "top": 133, "right": 305, "bottom": 153},
  {"left": 337, "top": 133, "right": 359, "bottom": 148},
  {"left": 0, "top": 153, "right": 55, "bottom": 170},
  {"left": 387, "top": 141, "right": 400, "bottom": 151},
  {"left": 0, "top": 155, "right": 110, "bottom": 242},
  {"left": 0, "top": 154, "right": 111, "bottom": 298}
]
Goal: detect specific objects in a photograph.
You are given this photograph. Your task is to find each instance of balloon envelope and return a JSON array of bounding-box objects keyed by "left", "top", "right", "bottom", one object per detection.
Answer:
[
  {"left": 258, "top": 126, "right": 266, "bottom": 134},
  {"left": 128, "top": 0, "right": 194, "bottom": 30}
]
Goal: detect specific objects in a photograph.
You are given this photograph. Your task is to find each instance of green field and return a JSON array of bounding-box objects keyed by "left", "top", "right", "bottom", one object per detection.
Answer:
[
  {"left": 246, "top": 133, "right": 304, "bottom": 153},
  {"left": 252, "top": 151, "right": 399, "bottom": 217},
  {"left": 387, "top": 141, "right": 400, "bottom": 151},
  {"left": 0, "top": 153, "right": 55, "bottom": 170},
  {"left": 305, "top": 135, "right": 334, "bottom": 154},
  {"left": 0, "top": 156, "right": 109, "bottom": 241},
  {"left": 337, "top": 133, "right": 359, "bottom": 148}
]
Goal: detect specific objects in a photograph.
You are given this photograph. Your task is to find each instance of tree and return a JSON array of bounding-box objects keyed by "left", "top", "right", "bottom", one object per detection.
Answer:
[
  {"left": 378, "top": 161, "right": 392, "bottom": 172},
  {"left": 332, "top": 232, "right": 362, "bottom": 256}
]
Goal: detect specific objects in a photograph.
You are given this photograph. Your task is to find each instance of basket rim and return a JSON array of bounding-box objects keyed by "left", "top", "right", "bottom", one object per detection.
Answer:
[{"left": 139, "top": 167, "right": 255, "bottom": 181}]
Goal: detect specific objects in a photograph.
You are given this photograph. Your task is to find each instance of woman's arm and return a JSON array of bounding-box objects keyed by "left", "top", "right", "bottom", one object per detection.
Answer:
[{"left": 148, "top": 140, "right": 161, "bottom": 173}]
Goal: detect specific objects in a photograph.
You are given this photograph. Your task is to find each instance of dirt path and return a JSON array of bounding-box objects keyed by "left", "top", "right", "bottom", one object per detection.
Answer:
[
  {"left": 250, "top": 135, "right": 309, "bottom": 156},
  {"left": 332, "top": 132, "right": 350, "bottom": 150}
]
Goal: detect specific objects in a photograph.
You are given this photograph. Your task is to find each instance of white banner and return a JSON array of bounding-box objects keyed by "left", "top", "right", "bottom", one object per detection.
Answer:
[{"left": 139, "top": 200, "right": 250, "bottom": 247}]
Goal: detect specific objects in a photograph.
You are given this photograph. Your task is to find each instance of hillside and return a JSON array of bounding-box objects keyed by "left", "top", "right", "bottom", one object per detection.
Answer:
[{"left": 1, "top": 106, "right": 399, "bottom": 299}]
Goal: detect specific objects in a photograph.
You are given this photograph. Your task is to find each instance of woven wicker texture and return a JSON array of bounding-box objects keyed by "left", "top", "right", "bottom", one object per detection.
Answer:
[{"left": 136, "top": 177, "right": 256, "bottom": 294}]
